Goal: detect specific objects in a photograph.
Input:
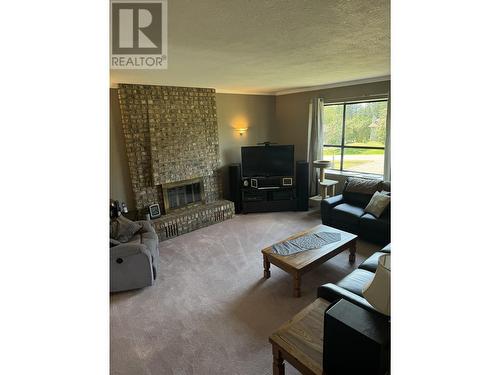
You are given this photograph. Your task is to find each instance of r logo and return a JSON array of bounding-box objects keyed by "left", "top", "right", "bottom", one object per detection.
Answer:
[
  {"left": 110, "top": 0, "right": 167, "bottom": 69},
  {"left": 112, "top": 2, "right": 162, "bottom": 54}
]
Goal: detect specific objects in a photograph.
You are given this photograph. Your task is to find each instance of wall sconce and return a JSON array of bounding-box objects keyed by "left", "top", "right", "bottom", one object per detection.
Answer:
[
  {"left": 232, "top": 116, "right": 249, "bottom": 136},
  {"left": 235, "top": 127, "right": 248, "bottom": 136}
]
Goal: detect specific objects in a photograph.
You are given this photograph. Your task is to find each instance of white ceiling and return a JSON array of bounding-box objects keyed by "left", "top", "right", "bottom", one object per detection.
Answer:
[{"left": 110, "top": 0, "right": 390, "bottom": 95}]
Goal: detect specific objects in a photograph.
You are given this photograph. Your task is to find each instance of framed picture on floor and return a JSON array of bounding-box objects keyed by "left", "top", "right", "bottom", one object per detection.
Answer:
[{"left": 148, "top": 203, "right": 161, "bottom": 219}]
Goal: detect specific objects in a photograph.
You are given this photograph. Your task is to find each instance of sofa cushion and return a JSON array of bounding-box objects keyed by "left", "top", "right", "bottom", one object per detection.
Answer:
[
  {"left": 344, "top": 177, "right": 380, "bottom": 194},
  {"left": 336, "top": 269, "right": 375, "bottom": 297},
  {"left": 343, "top": 177, "right": 380, "bottom": 207},
  {"left": 378, "top": 180, "right": 391, "bottom": 192},
  {"left": 359, "top": 252, "right": 387, "bottom": 273},
  {"left": 128, "top": 233, "right": 142, "bottom": 245},
  {"left": 110, "top": 215, "right": 142, "bottom": 243},
  {"left": 331, "top": 203, "right": 365, "bottom": 227},
  {"left": 364, "top": 191, "right": 391, "bottom": 218}
]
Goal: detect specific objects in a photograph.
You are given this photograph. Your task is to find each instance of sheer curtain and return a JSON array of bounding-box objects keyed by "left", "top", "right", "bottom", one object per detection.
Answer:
[
  {"left": 307, "top": 97, "right": 324, "bottom": 196},
  {"left": 384, "top": 93, "right": 391, "bottom": 181}
]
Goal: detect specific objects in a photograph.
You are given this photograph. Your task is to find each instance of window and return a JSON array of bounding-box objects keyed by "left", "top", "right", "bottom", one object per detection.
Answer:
[{"left": 323, "top": 99, "right": 388, "bottom": 175}]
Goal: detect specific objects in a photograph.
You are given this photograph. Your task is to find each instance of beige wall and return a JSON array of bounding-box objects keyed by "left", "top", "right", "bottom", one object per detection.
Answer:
[
  {"left": 110, "top": 88, "right": 135, "bottom": 209},
  {"left": 273, "top": 81, "right": 390, "bottom": 162},
  {"left": 216, "top": 93, "right": 275, "bottom": 165},
  {"left": 109, "top": 89, "right": 276, "bottom": 207},
  {"left": 216, "top": 93, "right": 275, "bottom": 197}
]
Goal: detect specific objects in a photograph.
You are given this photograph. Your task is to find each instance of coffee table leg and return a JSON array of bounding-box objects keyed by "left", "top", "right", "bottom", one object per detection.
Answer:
[
  {"left": 272, "top": 344, "right": 285, "bottom": 375},
  {"left": 263, "top": 255, "right": 271, "bottom": 279},
  {"left": 349, "top": 242, "right": 357, "bottom": 263},
  {"left": 293, "top": 273, "right": 301, "bottom": 298}
]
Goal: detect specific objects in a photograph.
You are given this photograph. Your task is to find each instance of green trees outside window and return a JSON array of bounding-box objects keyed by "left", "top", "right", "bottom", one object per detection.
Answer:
[{"left": 323, "top": 100, "right": 387, "bottom": 175}]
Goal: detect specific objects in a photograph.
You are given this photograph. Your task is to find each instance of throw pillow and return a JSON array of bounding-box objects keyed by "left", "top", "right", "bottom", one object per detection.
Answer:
[
  {"left": 364, "top": 191, "right": 391, "bottom": 218},
  {"left": 344, "top": 177, "right": 380, "bottom": 195},
  {"left": 110, "top": 215, "right": 142, "bottom": 243}
]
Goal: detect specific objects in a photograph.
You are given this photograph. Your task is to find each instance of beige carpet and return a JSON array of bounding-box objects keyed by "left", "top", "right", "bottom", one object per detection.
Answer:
[{"left": 110, "top": 211, "right": 381, "bottom": 375}]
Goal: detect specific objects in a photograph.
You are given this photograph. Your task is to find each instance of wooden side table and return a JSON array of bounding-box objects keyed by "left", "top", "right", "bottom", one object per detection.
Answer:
[{"left": 269, "top": 298, "right": 330, "bottom": 375}]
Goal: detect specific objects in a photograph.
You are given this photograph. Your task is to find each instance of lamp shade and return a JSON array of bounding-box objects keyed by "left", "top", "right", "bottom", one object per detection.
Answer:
[{"left": 362, "top": 254, "right": 391, "bottom": 315}]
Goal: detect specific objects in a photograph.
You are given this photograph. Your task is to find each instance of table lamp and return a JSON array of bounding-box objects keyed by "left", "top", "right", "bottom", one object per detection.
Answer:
[{"left": 362, "top": 254, "right": 391, "bottom": 315}]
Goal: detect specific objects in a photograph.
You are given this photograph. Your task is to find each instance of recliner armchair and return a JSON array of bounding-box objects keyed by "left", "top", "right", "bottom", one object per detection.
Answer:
[{"left": 110, "top": 220, "right": 159, "bottom": 292}]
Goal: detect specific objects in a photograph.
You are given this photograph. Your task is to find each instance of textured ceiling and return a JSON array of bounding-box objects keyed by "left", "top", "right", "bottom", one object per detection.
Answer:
[{"left": 110, "top": 0, "right": 390, "bottom": 94}]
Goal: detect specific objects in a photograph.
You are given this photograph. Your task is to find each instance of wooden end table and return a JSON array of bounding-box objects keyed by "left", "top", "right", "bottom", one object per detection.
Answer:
[
  {"left": 269, "top": 297, "right": 330, "bottom": 375},
  {"left": 261, "top": 225, "right": 357, "bottom": 297}
]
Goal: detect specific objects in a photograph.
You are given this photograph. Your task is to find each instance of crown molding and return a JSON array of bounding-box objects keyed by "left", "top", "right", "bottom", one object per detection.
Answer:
[
  {"left": 110, "top": 75, "right": 391, "bottom": 96},
  {"left": 273, "top": 76, "right": 391, "bottom": 96},
  {"left": 215, "top": 89, "right": 274, "bottom": 96}
]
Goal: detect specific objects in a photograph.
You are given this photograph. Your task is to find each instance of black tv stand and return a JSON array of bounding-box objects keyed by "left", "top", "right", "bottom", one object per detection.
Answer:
[{"left": 241, "top": 185, "right": 296, "bottom": 213}]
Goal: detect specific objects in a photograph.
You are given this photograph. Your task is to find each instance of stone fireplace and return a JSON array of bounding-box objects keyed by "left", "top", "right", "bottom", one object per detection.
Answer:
[{"left": 117, "top": 84, "right": 234, "bottom": 241}]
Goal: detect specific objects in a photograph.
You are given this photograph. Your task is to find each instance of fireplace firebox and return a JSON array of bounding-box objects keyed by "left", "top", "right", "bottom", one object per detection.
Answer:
[{"left": 162, "top": 178, "right": 205, "bottom": 212}]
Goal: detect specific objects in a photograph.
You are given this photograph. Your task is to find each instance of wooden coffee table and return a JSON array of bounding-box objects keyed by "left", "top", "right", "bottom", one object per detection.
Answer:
[{"left": 261, "top": 224, "right": 357, "bottom": 297}]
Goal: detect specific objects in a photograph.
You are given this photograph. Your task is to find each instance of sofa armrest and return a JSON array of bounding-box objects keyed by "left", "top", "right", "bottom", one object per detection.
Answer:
[
  {"left": 135, "top": 222, "right": 159, "bottom": 249},
  {"left": 321, "top": 194, "right": 345, "bottom": 224},
  {"left": 317, "top": 283, "right": 385, "bottom": 318},
  {"left": 136, "top": 220, "right": 155, "bottom": 233},
  {"left": 322, "top": 194, "right": 345, "bottom": 208}
]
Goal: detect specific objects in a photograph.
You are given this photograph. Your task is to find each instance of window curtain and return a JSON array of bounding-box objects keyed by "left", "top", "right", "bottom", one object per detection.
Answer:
[
  {"left": 384, "top": 93, "right": 391, "bottom": 181},
  {"left": 307, "top": 97, "right": 324, "bottom": 196}
]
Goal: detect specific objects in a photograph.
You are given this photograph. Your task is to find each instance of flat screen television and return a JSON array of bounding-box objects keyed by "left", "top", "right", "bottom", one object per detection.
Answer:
[{"left": 241, "top": 145, "right": 294, "bottom": 177}]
